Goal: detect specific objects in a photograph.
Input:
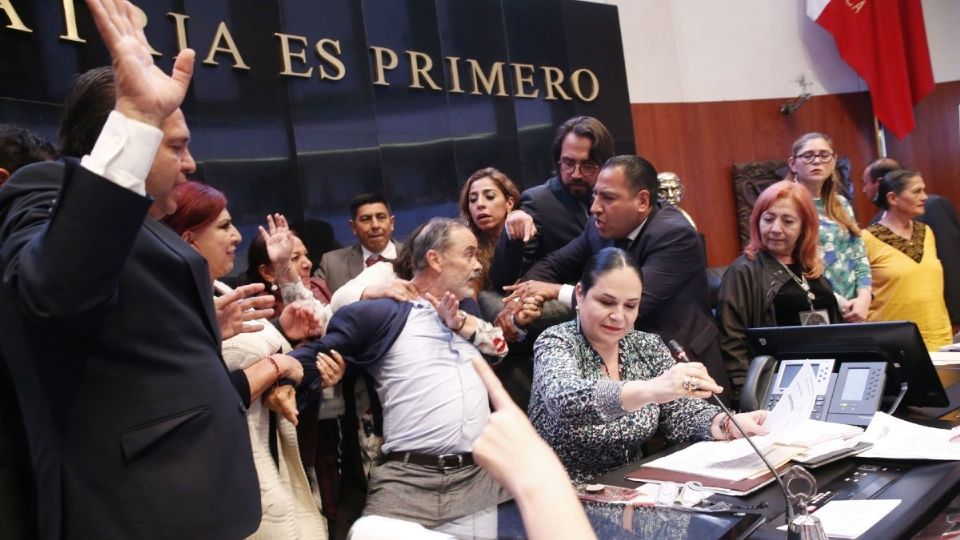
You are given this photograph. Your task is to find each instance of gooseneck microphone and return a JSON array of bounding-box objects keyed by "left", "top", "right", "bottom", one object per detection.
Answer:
[{"left": 666, "top": 339, "right": 797, "bottom": 529}]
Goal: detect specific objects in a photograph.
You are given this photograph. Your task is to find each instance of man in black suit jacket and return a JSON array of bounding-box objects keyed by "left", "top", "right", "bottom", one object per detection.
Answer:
[
  {"left": 509, "top": 155, "right": 732, "bottom": 405},
  {"left": 0, "top": 2, "right": 260, "bottom": 537},
  {"left": 490, "top": 116, "right": 614, "bottom": 288},
  {"left": 863, "top": 159, "right": 960, "bottom": 332}
]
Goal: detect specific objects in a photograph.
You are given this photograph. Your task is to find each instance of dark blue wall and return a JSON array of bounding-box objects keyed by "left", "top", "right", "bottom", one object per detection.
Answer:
[{"left": 0, "top": 0, "right": 633, "bottom": 273}]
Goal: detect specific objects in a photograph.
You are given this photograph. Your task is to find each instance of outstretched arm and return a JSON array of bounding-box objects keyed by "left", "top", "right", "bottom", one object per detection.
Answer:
[{"left": 472, "top": 357, "right": 596, "bottom": 540}]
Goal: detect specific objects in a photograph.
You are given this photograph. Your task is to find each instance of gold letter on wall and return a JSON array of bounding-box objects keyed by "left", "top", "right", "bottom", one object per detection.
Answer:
[
  {"left": 511, "top": 63, "right": 538, "bottom": 99},
  {"left": 167, "top": 12, "right": 190, "bottom": 52},
  {"left": 316, "top": 38, "right": 346, "bottom": 81},
  {"left": 467, "top": 59, "right": 507, "bottom": 97},
  {"left": 203, "top": 21, "right": 251, "bottom": 70},
  {"left": 58, "top": 0, "right": 83, "bottom": 41},
  {"left": 446, "top": 56, "right": 464, "bottom": 94},
  {"left": 370, "top": 46, "right": 398, "bottom": 86},
  {"left": 275, "top": 32, "right": 313, "bottom": 78},
  {"left": 405, "top": 51, "right": 442, "bottom": 91},
  {"left": 540, "top": 66, "right": 571, "bottom": 101},
  {"left": 0, "top": 0, "right": 31, "bottom": 33},
  {"left": 569, "top": 68, "right": 599, "bottom": 102}
]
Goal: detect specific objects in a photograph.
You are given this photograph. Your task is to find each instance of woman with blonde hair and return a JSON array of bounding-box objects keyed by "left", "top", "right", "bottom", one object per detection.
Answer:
[
  {"left": 716, "top": 180, "right": 842, "bottom": 400},
  {"left": 785, "top": 132, "right": 871, "bottom": 323}
]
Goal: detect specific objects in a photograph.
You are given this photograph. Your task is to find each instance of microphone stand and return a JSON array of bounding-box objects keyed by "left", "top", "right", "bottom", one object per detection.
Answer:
[{"left": 666, "top": 340, "right": 799, "bottom": 529}]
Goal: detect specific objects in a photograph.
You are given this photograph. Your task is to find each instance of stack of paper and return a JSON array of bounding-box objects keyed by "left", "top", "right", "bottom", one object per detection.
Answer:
[
  {"left": 628, "top": 365, "right": 869, "bottom": 493},
  {"left": 858, "top": 412, "right": 960, "bottom": 460}
]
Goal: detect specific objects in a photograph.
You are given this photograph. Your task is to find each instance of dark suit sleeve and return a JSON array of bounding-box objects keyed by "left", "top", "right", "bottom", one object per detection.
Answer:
[
  {"left": 489, "top": 191, "right": 545, "bottom": 288},
  {"left": 926, "top": 197, "right": 960, "bottom": 324},
  {"left": 522, "top": 226, "right": 593, "bottom": 285},
  {"left": 714, "top": 261, "right": 756, "bottom": 394},
  {"left": 636, "top": 224, "right": 705, "bottom": 321},
  {"left": 289, "top": 299, "right": 408, "bottom": 410},
  {"left": 0, "top": 161, "right": 151, "bottom": 332}
]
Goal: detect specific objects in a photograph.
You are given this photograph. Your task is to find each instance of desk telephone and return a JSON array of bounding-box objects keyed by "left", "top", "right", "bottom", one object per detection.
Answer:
[{"left": 761, "top": 359, "right": 887, "bottom": 426}]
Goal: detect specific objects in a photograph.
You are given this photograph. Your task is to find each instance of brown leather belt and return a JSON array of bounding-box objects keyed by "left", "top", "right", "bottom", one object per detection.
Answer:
[{"left": 385, "top": 452, "right": 474, "bottom": 471}]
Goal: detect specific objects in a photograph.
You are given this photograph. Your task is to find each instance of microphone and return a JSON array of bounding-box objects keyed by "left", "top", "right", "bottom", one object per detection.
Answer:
[{"left": 666, "top": 339, "right": 799, "bottom": 530}]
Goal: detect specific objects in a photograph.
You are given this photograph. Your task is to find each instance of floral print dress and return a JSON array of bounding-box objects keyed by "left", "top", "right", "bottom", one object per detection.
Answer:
[
  {"left": 815, "top": 196, "right": 872, "bottom": 300},
  {"left": 528, "top": 321, "right": 720, "bottom": 482}
]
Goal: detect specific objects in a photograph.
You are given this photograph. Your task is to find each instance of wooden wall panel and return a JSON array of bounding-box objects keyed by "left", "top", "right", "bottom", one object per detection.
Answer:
[{"left": 632, "top": 80, "right": 960, "bottom": 267}]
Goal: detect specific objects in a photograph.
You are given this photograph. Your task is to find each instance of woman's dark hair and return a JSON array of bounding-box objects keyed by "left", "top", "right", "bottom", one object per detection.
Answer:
[
  {"left": 875, "top": 169, "right": 920, "bottom": 210},
  {"left": 58, "top": 66, "right": 115, "bottom": 157},
  {"left": 244, "top": 229, "right": 307, "bottom": 286},
  {"left": 579, "top": 247, "right": 642, "bottom": 295},
  {"left": 245, "top": 233, "right": 270, "bottom": 286}
]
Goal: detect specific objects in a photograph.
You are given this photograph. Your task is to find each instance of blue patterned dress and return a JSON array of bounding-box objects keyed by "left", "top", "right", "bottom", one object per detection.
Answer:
[
  {"left": 529, "top": 321, "right": 720, "bottom": 482},
  {"left": 815, "top": 196, "right": 872, "bottom": 300}
]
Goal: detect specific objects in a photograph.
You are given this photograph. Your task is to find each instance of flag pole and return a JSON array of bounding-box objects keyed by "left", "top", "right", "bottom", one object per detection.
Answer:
[{"left": 873, "top": 116, "right": 887, "bottom": 158}]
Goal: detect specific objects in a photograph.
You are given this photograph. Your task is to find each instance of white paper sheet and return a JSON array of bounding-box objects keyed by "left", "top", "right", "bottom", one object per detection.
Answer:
[
  {"left": 858, "top": 412, "right": 960, "bottom": 460},
  {"left": 777, "top": 499, "right": 901, "bottom": 538}
]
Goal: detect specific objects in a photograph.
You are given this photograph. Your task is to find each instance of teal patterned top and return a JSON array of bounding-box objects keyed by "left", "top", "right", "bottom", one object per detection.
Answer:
[
  {"left": 815, "top": 196, "right": 872, "bottom": 299},
  {"left": 529, "top": 321, "right": 720, "bottom": 483}
]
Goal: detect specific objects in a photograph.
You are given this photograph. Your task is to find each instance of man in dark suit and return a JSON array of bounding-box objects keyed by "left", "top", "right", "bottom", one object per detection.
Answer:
[
  {"left": 0, "top": 1, "right": 262, "bottom": 537},
  {"left": 863, "top": 158, "right": 960, "bottom": 333},
  {"left": 508, "top": 155, "right": 732, "bottom": 405},
  {"left": 0, "top": 125, "right": 56, "bottom": 540},
  {"left": 489, "top": 116, "right": 614, "bottom": 288},
  {"left": 316, "top": 192, "right": 401, "bottom": 293}
]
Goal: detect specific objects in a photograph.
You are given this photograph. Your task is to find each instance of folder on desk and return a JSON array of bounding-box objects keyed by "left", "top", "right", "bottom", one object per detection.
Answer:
[{"left": 626, "top": 464, "right": 788, "bottom": 496}]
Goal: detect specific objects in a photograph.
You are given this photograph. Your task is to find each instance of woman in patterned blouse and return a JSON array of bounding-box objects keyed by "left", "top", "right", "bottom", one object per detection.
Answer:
[
  {"left": 528, "top": 247, "right": 768, "bottom": 482},
  {"left": 863, "top": 170, "right": 952, "bottom": 349},
  {"left": 786, "top": 132, "right": 872, "bottom": 323}
]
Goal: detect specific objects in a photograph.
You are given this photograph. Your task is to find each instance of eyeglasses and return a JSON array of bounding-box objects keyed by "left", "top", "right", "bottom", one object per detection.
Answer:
[
  {"left": 558, "top": 158, "right": 600, "bottom": 176},
  {"left": 794, "top": 151, "right": 836, "bottom": 164}
]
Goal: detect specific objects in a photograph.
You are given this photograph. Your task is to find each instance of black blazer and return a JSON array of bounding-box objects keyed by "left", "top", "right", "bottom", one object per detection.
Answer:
[
  {"left": 490, "top": 176, "right": 590, "bottom": 288},
  {"left": 0, "top": 161, "right": 260, "bottom": 539},
  {"left": 524, "top": 204, "right": 731, "bottom": 398}
]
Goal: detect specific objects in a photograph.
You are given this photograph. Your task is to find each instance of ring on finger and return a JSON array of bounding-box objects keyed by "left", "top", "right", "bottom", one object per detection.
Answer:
[{"left": 682, "top": 376, "right": 691, "bottom": 391}]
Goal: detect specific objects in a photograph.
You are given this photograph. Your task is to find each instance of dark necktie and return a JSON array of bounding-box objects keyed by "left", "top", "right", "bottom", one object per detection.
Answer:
[
  {"left": 365, "top": 254, "right": 383, "bottom": 267},
  {"left": 614, "top": 237, "right": 631, "bottom": 251}
]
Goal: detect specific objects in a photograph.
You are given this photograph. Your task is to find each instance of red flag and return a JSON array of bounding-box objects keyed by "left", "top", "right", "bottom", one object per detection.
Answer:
[{"left": 808, "top": 0, "right": 935, "bottom": 139}]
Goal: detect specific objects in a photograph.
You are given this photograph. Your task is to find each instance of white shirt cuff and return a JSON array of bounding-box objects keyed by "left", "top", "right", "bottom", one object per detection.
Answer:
[
  {"left": 80, "top": 110, "right": 163, "bottom": 196},
  {"left": 559, "top": 284, "right": 575, "bottom": 308}
]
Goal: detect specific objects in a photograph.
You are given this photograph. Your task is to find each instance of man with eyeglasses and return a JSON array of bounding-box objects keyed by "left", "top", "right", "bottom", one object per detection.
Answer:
[{"left": 489, "top": 116, "right": 615, "bottom": 289}]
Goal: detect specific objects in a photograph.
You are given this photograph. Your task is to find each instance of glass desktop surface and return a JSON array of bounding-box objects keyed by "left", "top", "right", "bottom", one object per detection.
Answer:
[{"left": 495, "top": 500, "right": 760, "bottom": 539}]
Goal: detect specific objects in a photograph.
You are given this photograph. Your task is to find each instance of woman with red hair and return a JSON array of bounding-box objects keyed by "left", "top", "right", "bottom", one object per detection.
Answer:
[
  {"left": 716, "top": 180, "right": 842, "bottom": 402},
  {"left": 163, "top": 181, "right": 340, "bottom": 539}
]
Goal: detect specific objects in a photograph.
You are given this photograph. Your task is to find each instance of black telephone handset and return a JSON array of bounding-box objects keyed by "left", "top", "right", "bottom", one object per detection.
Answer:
[{"left": 750, "top": 358, "right": 888, "bottom": 426}]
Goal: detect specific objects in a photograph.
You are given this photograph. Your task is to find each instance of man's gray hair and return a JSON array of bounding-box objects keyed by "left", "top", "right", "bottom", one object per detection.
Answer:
[{"left": 411, "top": 217, "right": 466, "bottom": 274}]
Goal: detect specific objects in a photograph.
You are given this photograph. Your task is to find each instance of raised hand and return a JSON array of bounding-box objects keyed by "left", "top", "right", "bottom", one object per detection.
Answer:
[
  {"left": 215, "top": 283, "right": 275, "bottom": 340},
  {"left": 423, "top": 291, "right": 462, "bottom": 330},
  {"left": 259, "top": 213, "right": 294, "bottom": 267},
  {"left": 85, "top": 0, "right": 195, "bottom": 126}
]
